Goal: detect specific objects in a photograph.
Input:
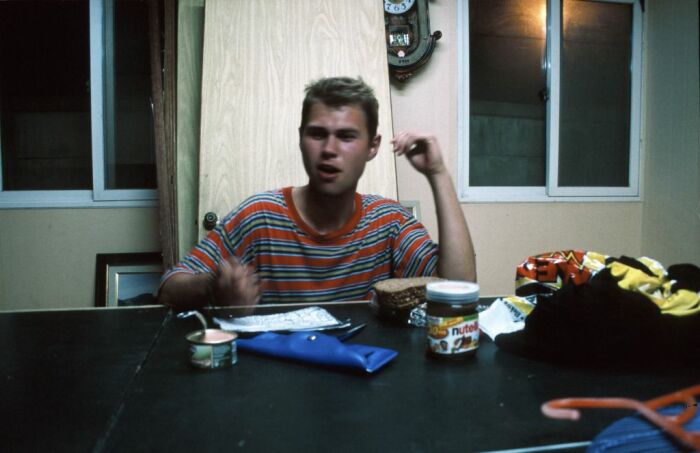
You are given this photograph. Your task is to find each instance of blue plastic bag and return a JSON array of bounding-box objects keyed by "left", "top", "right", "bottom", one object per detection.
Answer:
[{"left": 237, "top": 331, "right": 397, "bottom": 373}]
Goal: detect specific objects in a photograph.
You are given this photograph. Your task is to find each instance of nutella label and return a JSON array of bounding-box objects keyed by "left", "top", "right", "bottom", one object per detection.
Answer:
[{"left": 427, "top": 314, "right": 479, "bottom": 355}]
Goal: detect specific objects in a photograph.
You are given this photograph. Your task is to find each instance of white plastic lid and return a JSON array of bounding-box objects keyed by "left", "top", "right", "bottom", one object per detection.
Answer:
[{"left": 426, "top": 281, "right": 480, "bottom": 304}]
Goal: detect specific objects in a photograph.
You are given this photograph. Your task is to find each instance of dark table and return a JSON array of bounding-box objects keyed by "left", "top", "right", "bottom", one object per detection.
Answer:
[
  {"left": 0, "top": 307, "right": 169, "bottom": 452},
  {"left": 1, "top": 303, "right": 697, "bottom": 452}
]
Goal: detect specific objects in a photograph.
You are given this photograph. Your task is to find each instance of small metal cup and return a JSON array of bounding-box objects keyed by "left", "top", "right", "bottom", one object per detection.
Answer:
[{"left": 186, "top": 329, "right": 238, "bottom": 369}]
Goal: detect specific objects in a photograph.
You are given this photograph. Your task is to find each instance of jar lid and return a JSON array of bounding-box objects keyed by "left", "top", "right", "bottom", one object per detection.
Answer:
[{"left": 426, "top": 281, "right": 479, "bottom": 304}]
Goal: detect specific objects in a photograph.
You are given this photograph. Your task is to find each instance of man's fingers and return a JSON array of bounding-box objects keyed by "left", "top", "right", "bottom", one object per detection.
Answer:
[
  {"left": 212, "top": 256, "right": 261, "bottom": 306},
  {"left": 392, "top": 130, "right": 432, "bottom": 156}
]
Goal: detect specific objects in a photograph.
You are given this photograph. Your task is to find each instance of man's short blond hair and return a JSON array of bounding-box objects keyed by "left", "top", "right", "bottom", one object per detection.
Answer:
[{"left": 300, "top": 77, "right": 379, "bottom": 137}]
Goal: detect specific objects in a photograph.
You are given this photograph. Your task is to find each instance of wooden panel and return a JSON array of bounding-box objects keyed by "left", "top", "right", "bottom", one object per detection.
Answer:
[
  {"left": 198, "top": 0, "right": 396, "bottom": 237},
  {"left": 149, "top": 0, "right": 177, "bottom": 268},
  {"left": 176, "top": 0, "right": 204, "bottom": 257}
]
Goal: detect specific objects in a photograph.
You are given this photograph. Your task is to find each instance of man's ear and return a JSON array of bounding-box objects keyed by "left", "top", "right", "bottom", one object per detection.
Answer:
[{"left": 367, "top": 134, "right": 381, "bottom": 161}]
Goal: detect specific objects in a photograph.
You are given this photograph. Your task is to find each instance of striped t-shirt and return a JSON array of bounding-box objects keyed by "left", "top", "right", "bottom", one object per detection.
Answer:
[{"left": 163, "top": 187, "right": 438, "bottom": 303}]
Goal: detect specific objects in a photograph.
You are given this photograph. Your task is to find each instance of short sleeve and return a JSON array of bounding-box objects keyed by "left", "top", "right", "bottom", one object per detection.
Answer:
[
  {"left": 391, "top": 208, "right": 438, "bottom": 278},
  {"left": 159, "top": 195, "right": 261, "bottom": 287}
]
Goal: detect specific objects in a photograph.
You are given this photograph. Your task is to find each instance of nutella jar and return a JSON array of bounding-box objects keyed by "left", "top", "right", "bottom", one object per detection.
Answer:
[{"left": 426, "top": 281, "right": 480, "bottom": 360}]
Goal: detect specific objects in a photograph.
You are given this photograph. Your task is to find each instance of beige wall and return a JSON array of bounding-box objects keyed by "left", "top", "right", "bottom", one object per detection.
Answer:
[
  {"left": 1, "top": 0, "right": 696, "bottom": 310},
  {"left": 641, "top": 0, "right": 700, "bottom": 266},
  {"left": 0, "top": 208, "right": 160, "bottom": 310}
]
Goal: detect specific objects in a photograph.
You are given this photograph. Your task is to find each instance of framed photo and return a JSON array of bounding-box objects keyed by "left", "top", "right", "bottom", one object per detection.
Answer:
[{"left": 95, "top": 252, "right": 163, "bottom": 307}]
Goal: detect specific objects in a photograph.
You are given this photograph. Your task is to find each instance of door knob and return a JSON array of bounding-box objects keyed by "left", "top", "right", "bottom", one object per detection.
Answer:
[{"left": 202, "top": 212, "right": 220, "bottom": 231}]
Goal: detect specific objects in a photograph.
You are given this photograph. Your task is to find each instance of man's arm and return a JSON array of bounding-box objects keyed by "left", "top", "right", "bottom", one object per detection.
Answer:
[
  {"left": 391, "top": 130, "right": 476, "bottom": 281},
  {"left": 158, "top": 256, "right": 261, "bottom": 311},
  {"left": 158, "top": 272, "right": 214, "bottom": 311}
]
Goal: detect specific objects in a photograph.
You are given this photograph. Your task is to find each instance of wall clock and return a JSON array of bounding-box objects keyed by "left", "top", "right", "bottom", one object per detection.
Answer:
[{"left": 384, "top": 0, "right": 441, "bottom": 81}]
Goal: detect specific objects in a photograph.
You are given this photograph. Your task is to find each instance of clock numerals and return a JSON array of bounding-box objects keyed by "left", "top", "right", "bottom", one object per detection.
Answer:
[{"left": 384, "top": 0, "right": 416, "bottom": 15}]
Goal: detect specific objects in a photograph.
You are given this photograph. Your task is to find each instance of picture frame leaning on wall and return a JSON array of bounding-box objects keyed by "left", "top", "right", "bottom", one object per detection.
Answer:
[{"left": 95, "top": 252, "right": 163, "bottom": 307}]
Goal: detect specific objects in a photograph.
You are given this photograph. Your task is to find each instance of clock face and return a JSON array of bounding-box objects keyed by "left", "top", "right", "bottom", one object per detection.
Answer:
[{"left": 384, "top": 0, "right": 416, "bottom": 15}]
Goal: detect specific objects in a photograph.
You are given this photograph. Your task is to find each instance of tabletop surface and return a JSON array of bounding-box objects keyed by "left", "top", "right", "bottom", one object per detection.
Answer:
[
  {"left": 1, "top": 303, "right": 697, "bottom": 453},
  {"left": 0, "top": 307, "right": 169, "bottom": 452}
]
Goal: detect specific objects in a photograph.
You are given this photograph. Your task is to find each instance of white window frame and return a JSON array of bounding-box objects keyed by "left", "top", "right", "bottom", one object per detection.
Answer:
[
  {"left": 457, "top": 0, "right": 643, "bottom": 203},
  {"left": 0, "top": 0, "right": 158, "bottom": 209}
]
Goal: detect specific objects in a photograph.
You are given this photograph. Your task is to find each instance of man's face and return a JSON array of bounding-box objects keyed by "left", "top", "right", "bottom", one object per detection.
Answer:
[{"left": 299, "top": 102, "right": 381, "bottom": 197}]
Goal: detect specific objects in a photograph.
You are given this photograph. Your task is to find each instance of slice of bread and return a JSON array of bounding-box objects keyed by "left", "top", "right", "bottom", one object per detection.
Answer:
[{"left": 373, "top": 277, "right": 443, "bottom": 310}]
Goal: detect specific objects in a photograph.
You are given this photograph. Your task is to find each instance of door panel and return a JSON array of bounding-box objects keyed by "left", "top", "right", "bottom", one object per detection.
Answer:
[{"left": 198, "top": 0, "right": 397, "bottom": 237}]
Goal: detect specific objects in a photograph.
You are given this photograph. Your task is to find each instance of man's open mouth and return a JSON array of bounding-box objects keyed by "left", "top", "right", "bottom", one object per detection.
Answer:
[
  {"left": 317, "top": 163, "right": 341, "bottom": 182},
  {"left": 318, "top": 164, "right": 340, "bottom": 174}
]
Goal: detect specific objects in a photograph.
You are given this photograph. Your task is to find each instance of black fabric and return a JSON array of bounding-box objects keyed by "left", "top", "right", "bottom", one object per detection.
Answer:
[
  {"left": 495, "top": 266, "right": 700, "bottom": 366},
  {"left": 515, "top": 282, "right": 557, "bottom": 297},
  {"left": 668, "top": 263, "right": 700, "bottom": 293}
]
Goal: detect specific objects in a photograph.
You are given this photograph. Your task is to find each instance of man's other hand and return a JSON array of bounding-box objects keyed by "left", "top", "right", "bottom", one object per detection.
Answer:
[
  {"left": 391, "top": 130, "right": 447, "bottom": 178},
  {"left": 215, "top": 256, "right": 261, "bottom": 307}
]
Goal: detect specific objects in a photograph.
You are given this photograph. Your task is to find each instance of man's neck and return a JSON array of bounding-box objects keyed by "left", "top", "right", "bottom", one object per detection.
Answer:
[{"left": 292, "top": 185, "right": 357, "bottom": 235}]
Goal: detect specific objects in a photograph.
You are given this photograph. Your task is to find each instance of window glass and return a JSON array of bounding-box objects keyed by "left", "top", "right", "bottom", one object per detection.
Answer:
[
  {"left": 469, "top": 0, "right": 547, "bottom": 187},
  {"left": 0, "top": 0, "right": 157, "bottom": 196},
  {"left": 559, "top": 0, "right": 632, "bottom": 187},
  {"left": 106, "top": 0, "right": 157, "bottom": 190},
  {"left": 0, "top": 1, "right": 92, "bottom": 190}
]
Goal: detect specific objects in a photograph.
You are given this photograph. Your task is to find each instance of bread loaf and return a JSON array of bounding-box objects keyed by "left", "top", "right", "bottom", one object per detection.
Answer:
[{"left": 372, "top": 277, "right": 443, "bottom": 322}]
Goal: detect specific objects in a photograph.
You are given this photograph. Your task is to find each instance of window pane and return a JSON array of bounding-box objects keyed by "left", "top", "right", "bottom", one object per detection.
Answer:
[
  {"left": 469, "top": 0, "right": 546, "bottom": 186},
  {"left": 0, "top": 1, "right": 92, "bottom": 190},
  {"left": 559, "top": 0, "right": 631, "bottom": 187},
  {"left": 105, "top": 0, "right": 157, "bottom": 190}
]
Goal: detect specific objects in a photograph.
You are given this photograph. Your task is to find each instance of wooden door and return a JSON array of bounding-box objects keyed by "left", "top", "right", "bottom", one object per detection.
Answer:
[{"left": 197, "top": 0, "right": 397, "bottom": 237}]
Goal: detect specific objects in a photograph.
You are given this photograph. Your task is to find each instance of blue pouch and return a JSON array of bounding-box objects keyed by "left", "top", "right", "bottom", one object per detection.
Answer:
[
  {"left": 587, "top": 405, "right": 700, "bottom": 452},
  {"left": 237, "top": 331, "right": 397, "bottom": 373}
]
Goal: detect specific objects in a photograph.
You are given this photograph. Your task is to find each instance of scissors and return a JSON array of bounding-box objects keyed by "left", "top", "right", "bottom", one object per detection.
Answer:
[{"left": 541, "top": 384, "right": 700, "bottom": 451}]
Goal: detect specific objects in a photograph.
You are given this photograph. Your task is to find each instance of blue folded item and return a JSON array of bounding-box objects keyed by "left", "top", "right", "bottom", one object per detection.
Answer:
[
  {"left": 588, "top": 405, "right": 700, "bottom": 452},
  {"left": 237, "top": 331, "right": 398, "bottom": 373}
]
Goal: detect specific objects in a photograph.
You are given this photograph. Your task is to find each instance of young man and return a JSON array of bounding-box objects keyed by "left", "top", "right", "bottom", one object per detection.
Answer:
[{"left": 158, "top": 77, "right": 475, "bottom": 311}]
